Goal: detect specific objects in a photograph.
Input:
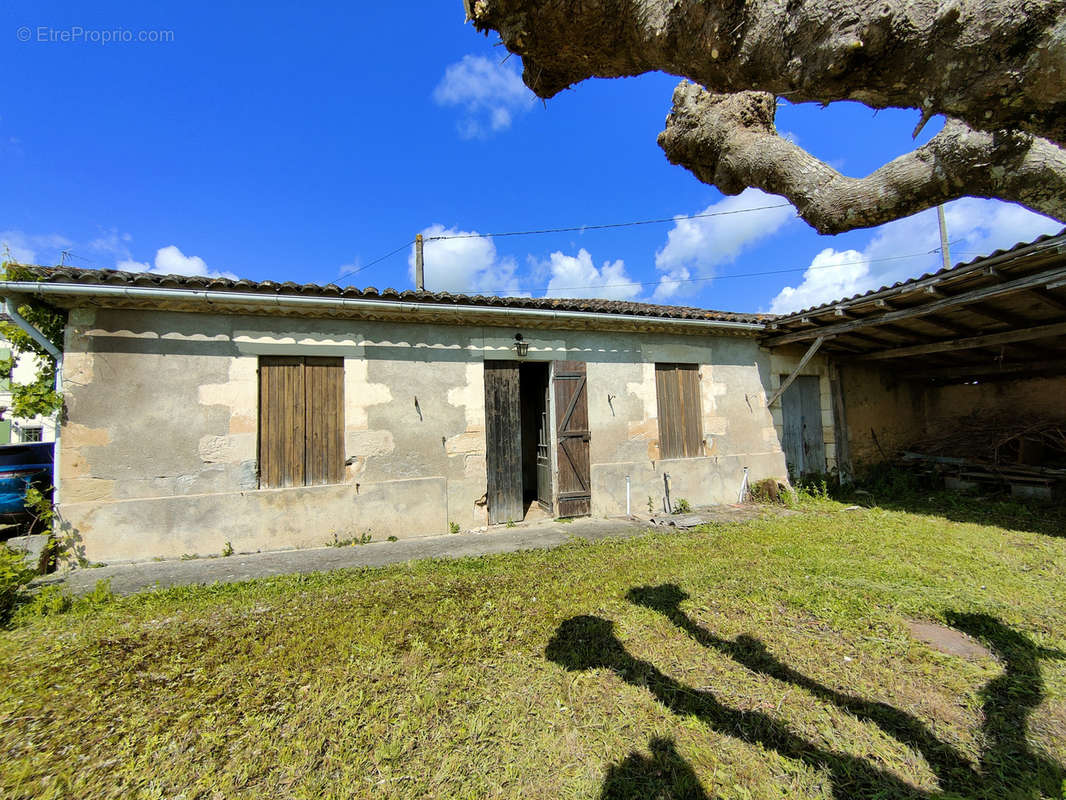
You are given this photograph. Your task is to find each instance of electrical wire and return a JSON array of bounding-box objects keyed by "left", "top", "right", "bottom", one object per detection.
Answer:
[
  {"left": 422, "top": 203, "right": 793, "bottom": 241},
  {"left": 339, "top": 240, "right": 414, "bottom": 278}
]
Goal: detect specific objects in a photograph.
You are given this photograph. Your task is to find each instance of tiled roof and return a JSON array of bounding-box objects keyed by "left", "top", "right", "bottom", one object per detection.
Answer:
[{"left": 13, "top": 266, "right": 770, "bottom": 324}]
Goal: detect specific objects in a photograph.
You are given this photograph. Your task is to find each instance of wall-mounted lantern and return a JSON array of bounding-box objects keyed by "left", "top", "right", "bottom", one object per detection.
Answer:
[{"left": 514, "top": 333, "right": 529, "bottom": 358}]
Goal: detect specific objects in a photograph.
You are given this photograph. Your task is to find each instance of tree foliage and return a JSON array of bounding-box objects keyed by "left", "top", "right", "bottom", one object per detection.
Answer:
[{"left": 0, "top": 261, "right": 66, "bottom": 420}]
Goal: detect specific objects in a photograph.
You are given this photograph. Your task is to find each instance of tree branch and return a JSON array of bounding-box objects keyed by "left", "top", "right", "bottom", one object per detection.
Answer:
[
  {"left": 468, "top": 0, "right": 1066, "bottom": 147},
  {"left": 657, "top": 84, "right": 1066, "bottom": 233}
]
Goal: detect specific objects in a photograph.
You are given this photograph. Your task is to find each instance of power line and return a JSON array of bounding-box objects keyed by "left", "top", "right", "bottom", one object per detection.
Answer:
[
  {"left": 339, "top": 240, "right": 414, "bottom": 278},
  {"left": 423, "top": 203, "right": 793, "bottom": 241},
  {"left": 496, "top": 249, "right": 987, "bottom": 296},
  {"left": 341, "top": 203, "right": 793, "bottom": 281}
]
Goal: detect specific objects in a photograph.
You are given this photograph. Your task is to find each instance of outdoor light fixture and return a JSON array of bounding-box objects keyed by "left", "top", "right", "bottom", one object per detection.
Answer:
[{"left": 514, "top": 333, "right": 529, "bottom": 357}]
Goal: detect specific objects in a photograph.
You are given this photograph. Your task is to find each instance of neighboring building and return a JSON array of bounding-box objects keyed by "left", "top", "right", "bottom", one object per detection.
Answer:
[
  {"left": 0, "top": 327, "right": 57, "bottom": 445},
  {"left": 1, "top": 230, "right": 1062, "bottom": 564}
]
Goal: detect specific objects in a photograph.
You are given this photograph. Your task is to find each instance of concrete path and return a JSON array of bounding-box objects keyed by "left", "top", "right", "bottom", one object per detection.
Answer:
[{"left": 43, "top": 516, "right": 654, "bottom": 597}]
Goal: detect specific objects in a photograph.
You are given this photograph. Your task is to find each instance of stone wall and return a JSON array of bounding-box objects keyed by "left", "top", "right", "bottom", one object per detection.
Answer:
[{"left": 58, "top": 308, "right": 807, "bottom": 562}]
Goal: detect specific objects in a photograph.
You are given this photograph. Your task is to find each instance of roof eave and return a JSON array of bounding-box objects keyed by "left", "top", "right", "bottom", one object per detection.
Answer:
[{"left": 0, "top": 281, "right": 766, "bottom": 336}]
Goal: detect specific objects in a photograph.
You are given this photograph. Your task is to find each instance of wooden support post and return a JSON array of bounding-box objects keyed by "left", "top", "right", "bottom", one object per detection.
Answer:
[
  {"left": 414, "top": 233, "right": 425, "bottom": 292},
  {"left": 829, "top": 362, "right": 852, "bottom": 485},
  {"left": 766, "top": 336, "right": 825, "bottom": 408}
]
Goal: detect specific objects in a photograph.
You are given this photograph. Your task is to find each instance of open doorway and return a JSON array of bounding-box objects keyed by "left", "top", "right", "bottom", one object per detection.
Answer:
[
  {"left": 519, "top": 362, "right": 552, "bottom": 519},
  {"left": 484, "top": 360, "right": 553, "bottom": 524}
]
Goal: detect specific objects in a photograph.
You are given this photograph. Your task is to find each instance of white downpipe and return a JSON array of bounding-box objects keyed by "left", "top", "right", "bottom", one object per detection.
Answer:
[
  {"left": 738, "top": 466, "right": 750, "bottom": 504},
  {"left": 2, "top": 298, "right": 63, "bottom": 505},
  {"left": 625, "top": 474, "right": 631, "bottom": 516},
  {"left": 0, "top": 281, "right": 766, "bottom": 334}
]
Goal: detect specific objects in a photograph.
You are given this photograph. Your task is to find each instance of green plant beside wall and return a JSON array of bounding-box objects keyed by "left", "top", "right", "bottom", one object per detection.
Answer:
[{"left": 0, "top": 260, "right": 67, "bottom": 421}]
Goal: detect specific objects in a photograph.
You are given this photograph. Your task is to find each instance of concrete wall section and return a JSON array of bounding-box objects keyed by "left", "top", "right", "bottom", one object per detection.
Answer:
[{"left": 59, "top": 308, "right": 813, "bottom": 563}]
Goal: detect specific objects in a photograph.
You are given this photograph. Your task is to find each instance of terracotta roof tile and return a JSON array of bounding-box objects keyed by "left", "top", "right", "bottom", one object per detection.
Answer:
[{"left": 13, "top": 265, "right": 769, "bottom": 324}]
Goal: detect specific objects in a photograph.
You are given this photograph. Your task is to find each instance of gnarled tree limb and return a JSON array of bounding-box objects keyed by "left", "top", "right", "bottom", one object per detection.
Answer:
[
  {"left": 467, "top": 0, "right": 1066, "bottom": 146},
  {"left": 659, "top": 84, "right": 1066, "bottom": 233}
]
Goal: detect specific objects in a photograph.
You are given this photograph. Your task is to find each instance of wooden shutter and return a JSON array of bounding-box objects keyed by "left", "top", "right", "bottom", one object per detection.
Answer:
[
  {"left": 259, "top": 356, "right": 306, "bottom": 488},
  {"left": 259, "top": 356, "right": 344, "bottom": 488},
  {"left": 655, "top": 363, "right": 703, "bottom": 459},
  {"left": 304, "top": 357, "right": 344, "bottom": 485},
  {"left": 554, "top": 361, "right": 591, "bottom": 518},
  {"left": 484, "top": 360, "right": 523, "bottom": 524}
]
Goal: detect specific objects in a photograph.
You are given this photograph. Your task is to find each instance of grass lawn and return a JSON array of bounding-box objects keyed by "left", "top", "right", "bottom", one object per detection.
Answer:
[{"left": 1, "top": 496, "right": 1064, "bottom": 799}]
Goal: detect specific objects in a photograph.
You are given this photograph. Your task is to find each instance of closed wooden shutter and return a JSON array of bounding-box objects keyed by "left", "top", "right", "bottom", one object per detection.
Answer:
[
  {"left": 655, "top": 363, "right": 703, "bottom": 459},
  {"left": 304, "top": 357, "right": 345, "bottom": 485},
  {"left": 259, "top": 356, "right": 344, "bottom": 488}
]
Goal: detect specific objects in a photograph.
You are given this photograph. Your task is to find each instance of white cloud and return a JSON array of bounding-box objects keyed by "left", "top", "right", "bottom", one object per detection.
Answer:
[
  {"left": 653, "top": 189, "right": 796, "bottom": 300},
  {"left": 540, "top": 249, "right": 641, "bottom": 301},
  {"left": 433, "top": 54, "right": 535, "bottom": 139},
  {"left": 87, "top": 228, "right": 133, "bottom": 260},
  {"left": 118, "top": 245, "right": 237, "bottom": 279},
  {"left": 768, "top": 199, "right": 1063, "bottom": 314},
  {"left": 0, "top": 231, "right": 71, "bottom": 264},
  {"left": 410, "top": 224, "right": 524, "bottom": 296}
]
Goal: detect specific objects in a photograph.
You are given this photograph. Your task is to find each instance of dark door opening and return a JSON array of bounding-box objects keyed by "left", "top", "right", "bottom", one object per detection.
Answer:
[{"left": 519, "top": 362, "right": 552, "bottom": 514}]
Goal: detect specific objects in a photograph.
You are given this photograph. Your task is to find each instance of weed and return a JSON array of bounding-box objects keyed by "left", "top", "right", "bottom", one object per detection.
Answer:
[
  {"left": 506, "top": 520, "right": 516, "bottom": 528},
  {"left": 0, "top": 545, "right": 37, "bottom": 624},
  {"left": 555, "top": 517, "right": 574, "bottom": 524},
  {"left": 179, "top": 553, "right": 199, "bottom": 561},
  {"left": 671, "top": 498, "right": 692, "bottom": 514},
  {"left": 330, "top": 532, "right": 373, "bottom": 547},
  {"left": 449, "top": 522, "right": 461, "bottom": 534},
  {"left": 13, "top": 585, "right": 71, "bottom": 620},
  {"left": 748, "top": 477, "right": 782, "bottom": 504},
  {"left": 221, "top": 541, "right": 234, "bottom": 558},
  {"left": 387, "top": 536, "right": 398, "bottom": 542},
  {"left": 646, "top": 496, "right": 654, "bottom": 514}
]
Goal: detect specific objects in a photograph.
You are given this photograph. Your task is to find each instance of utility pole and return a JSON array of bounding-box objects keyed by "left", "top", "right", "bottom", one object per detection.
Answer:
[
  {"left": 414, "top": 233, "right": 425, "bottom": 291},
  {"left": 936, "top": 205, "right": 951, "bottom": 270}
]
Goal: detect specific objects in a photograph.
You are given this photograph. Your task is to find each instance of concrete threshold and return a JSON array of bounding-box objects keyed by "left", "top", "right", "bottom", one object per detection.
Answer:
[{"left": 40, "top": 516, "right": 653, "bottom": 597}]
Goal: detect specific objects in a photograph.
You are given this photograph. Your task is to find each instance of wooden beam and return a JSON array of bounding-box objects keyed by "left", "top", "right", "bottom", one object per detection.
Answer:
[
  {"left": 1028, "top": 287, "right": 1066, "bottom": 314},
  {"left": 766, "top": 337, "right": 825, "bottom": 407},
  {"left": 966, "top": 302, "right": 1023, "bottom": 327},
  {"left": 901, "top": 358, "right": 1066, "bottom": 381},
  {"left": 863, "top": 320, "right": 1066, "bottom": 361},
  {"left": 920, "top": 314, "right": 976, "bottom": 336},
  {"left": 762, "top": 265, "right": 1066, "bottom": 347}
]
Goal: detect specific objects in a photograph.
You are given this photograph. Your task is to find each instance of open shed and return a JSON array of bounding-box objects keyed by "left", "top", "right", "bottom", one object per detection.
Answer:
[{"left": 765, "top": 230, "right": 1066, "bottom": 494}]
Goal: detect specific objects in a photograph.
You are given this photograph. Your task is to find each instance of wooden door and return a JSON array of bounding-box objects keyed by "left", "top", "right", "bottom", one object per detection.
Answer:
[
  {"left": 554, "top": 361, "right": 591, "bottom": 517},
  {"left": 484, "top": 360, "right": 523, "bottom": 524},
  {"left": 780, "top": 374, "right": 825, "bottom": 480}
]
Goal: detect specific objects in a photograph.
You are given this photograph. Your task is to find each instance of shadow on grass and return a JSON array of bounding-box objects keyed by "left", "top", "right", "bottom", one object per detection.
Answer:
[
  {"left": 865, "top": 493, "right": 1066, "bottom": 539},
  {"left": 545, "top": 584, "right": 1065, "bottom": 799},
  {"left": 599, "top": 736, "right": 709, "bottom": 800},
  {"left": 827, "top": 466, "right": 1066, "bottom": 538}
]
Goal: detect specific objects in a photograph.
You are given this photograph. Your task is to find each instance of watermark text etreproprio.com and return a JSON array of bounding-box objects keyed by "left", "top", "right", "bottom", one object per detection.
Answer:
[{"left": 16, "top": 26, "right": 175, "bottom": 44}]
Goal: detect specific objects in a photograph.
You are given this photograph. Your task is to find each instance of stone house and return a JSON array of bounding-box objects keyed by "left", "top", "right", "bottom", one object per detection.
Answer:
[{"left": 0, "top": 267, "right": 842, "bottom": 563}]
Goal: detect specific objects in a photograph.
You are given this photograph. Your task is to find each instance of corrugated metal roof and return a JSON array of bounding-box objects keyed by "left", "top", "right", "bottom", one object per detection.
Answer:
[
  {"left": 11, "top": 265, "right": 770, "bottom": 324},
  {"left": 773, "top": 228, "right": 1066, "bottom": 319}
]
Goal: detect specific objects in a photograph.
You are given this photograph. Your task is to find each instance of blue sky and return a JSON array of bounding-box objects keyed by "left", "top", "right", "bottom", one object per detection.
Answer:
[{"left": 2, "top": 2, "right": 1061, "bottom": 315}]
